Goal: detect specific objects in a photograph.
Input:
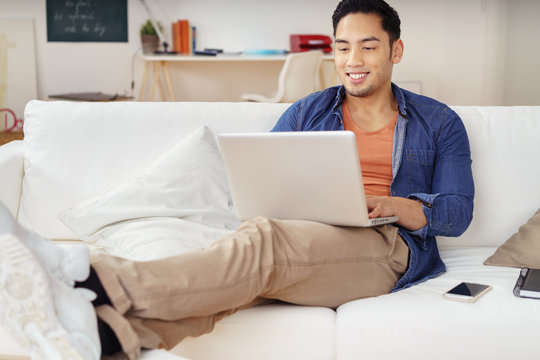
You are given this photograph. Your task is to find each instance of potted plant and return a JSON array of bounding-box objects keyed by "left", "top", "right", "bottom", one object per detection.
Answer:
[{"left": 140, "top": 19, "right": 162, "bottom": 54}]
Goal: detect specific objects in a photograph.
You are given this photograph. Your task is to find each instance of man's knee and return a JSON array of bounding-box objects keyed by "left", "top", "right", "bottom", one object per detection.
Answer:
[
  {"left": 246, "top": 216, "right": 274, "bottom": 227},
  {"left": 240, "top": 216, "right": 279, "bottom": 232},
  {"left": 239, "top": 216, "right": 279, "bottom": 245}
]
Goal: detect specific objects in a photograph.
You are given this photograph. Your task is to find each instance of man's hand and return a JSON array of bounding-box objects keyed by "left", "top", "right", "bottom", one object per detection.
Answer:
[{"left": 366, "top": 195, "right": 428, "bottom": 231}]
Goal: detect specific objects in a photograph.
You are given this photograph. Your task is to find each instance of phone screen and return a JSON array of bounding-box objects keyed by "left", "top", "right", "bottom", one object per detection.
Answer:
[
  {"left": 447, "top": 282, "right": 489, "bottom": 297},
  {"left": 444, "top": 282, "right": 491, "bottom": 302}
]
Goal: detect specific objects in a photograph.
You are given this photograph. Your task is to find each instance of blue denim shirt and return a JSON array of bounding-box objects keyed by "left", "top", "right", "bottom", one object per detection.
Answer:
[{"left": 271, "top": 84, "right": 474, "bottom": 291}]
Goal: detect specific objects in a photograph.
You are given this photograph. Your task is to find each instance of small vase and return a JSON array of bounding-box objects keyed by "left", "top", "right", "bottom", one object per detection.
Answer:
[{"left": 141, "top": 34, "right": 159, "bottom": 54}]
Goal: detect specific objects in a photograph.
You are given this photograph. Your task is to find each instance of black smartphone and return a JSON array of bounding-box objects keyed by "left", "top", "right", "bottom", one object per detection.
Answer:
[{"left": 443, "top": 282, "right": 492, "bottom": 302}]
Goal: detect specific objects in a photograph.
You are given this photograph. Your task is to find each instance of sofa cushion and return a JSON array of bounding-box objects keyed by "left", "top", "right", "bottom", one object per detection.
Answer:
[
  {"left": 59, "top": 125, "right": 239, "bottom": 260},
  {"left": 438, "top": 106, "right": 540, "bottom": 248},
  {"left": 85, "top": 218, "right": 235, "bottom": 261},
  {"left": 336, "top": 247, "right": 540, "bottom": 360},
  {"left": 19, "top": 101, "right": 289, "bottom": 239},
  {"left": 170, "top": 303, "right": 336, "bottom": 360},
  {"left": 484, "top": 208, "right": 540, "bottom": 269}
]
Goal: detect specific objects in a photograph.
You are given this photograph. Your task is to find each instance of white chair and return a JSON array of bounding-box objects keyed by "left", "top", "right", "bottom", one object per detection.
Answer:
[{"left": 241, "top": 51, "right": 324, "bottom": 103}]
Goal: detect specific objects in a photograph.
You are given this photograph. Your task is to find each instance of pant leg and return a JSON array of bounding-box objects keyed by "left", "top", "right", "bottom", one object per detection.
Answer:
[{"left": 91, "top": 217, "right": 409, "bottom": 357}]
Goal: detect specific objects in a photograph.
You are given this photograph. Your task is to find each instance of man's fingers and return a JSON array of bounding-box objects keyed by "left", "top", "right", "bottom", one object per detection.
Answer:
[{"left": 368, "top": 207, "right": 379, "bottom": 219}]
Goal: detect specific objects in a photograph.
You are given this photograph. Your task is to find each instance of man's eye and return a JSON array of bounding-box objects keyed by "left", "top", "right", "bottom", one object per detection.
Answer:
[
  {"left": 338, "top": 47, "right": 349, "bottom": 52},
  {"left": 364, "top": 47, "right": 375, "bottom": 51}
]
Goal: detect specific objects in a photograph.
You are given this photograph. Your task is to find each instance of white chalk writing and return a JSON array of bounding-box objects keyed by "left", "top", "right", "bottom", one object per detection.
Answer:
[{"left": 49, "top": 0, "right": 125, "bottom": 40}]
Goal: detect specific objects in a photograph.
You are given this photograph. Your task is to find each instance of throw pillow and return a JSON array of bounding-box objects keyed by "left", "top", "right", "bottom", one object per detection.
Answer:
[
  {"left": 484, "top": 208, "right": 540, "bottom": 268},
  {"left": 88, "top": 217, "right": 234, "bottom": 261},
  {"left": 59, "top": 125, "right": 240, "bottom": 258}
]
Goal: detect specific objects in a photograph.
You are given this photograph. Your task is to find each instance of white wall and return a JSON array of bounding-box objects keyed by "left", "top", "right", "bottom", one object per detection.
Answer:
[
  {"left": 393, "top": 0, "right": 511, "bottom": 106},
  {"left": 0, "top": 0, "right": 538, "bottom": 107},
  {"left": 503, "top": 0, "right": 540, "bottom": 106}
]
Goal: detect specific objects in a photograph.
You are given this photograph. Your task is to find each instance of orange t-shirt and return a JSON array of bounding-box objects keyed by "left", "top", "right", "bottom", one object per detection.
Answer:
[{"left": 342, "top": 102, "right": 396, "bottom": 196}]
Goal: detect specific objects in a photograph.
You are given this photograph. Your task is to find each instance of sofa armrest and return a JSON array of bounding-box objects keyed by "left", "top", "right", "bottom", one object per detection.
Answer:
[{"left": 0, "top": 140, "right": 24, "bottom": 217}]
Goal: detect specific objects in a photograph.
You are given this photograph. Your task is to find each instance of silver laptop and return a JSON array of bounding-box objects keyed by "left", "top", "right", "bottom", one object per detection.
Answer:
[{"left": 218, "top": 131, "right": 398, "bottom": 227}]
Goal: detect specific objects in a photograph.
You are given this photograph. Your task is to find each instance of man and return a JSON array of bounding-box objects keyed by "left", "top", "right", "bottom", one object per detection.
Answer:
[{"left": 0, "top": 0, "right": 474, "bottom": 358}]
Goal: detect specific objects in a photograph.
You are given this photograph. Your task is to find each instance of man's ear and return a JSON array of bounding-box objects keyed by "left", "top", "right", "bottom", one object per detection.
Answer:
[{"left": 392, "top": 39, "right": 404, "bottom": 64}]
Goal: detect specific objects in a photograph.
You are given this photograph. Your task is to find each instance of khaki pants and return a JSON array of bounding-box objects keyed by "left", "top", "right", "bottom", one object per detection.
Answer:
[{"left": 91, "top": 217, "right": 409, "bottom": 359}]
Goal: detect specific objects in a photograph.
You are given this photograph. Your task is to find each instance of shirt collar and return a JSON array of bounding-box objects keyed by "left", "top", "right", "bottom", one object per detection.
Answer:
[
  {"left": 332, "top": 86, "right": 346, "bottom": 115},
  {"left": 392, "top": 83, "right": 408, "bottom": 117}
]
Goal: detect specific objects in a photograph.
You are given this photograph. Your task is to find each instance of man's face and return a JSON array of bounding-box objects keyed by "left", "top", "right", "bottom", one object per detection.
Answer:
[{"left": 334, "top": 12, "right": 402, "bottom": 99}]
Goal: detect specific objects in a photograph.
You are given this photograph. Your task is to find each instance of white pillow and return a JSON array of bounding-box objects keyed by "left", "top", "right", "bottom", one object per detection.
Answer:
[
  {"left": 88, "top": 217, "right": 234, "bottom": 261},
  {"left": 59, "top": 125, "right": 240, "bottom": 259}
]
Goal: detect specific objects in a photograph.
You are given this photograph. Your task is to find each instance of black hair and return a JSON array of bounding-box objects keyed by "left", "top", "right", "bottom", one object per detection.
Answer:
[{"left": 332, "top": 0, "right": 401, "bottom": 46}]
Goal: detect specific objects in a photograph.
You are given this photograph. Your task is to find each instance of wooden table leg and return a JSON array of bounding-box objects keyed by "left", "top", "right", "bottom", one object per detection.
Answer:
[
  {"left": 150, "top": 62, "right": 160, "bottom": 101},
  {"left": 162, "top": 61, "right": 176, "bottom": 102},
  {"left": 138, "top": 61, "right": 150, "bottom": 101},
  {"left": 155, "top": 62, "right": 166, "bottom": 101}
]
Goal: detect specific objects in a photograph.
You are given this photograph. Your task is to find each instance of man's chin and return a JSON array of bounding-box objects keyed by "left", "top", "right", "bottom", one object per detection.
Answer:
[{"left": 345, "top": 85, "right": 374, "bottom": 98}]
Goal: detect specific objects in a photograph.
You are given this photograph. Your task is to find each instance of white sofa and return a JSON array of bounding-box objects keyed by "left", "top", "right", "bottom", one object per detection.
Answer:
[{"left": 1, "top": 100, "right": 539, "bottom": 360}]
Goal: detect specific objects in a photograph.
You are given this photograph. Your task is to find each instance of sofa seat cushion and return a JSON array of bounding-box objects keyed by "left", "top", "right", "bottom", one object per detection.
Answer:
[
  {"left": 169, "top": 303, "right": 336, "bottom": 360},
  {"left": 336, "top": 247, "right": 540, "bottom": 360}
]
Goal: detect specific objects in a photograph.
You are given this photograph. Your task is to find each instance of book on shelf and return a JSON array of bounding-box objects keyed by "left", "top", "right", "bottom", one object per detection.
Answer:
[
  {"left": 514, "top": 268, "right": 540, "bottom": 299},
  {"left": 172, "top": 21, "right": 181, "bottom": 53},
  {"left": 192, "top": 26, "right": 197, "bottom": 54},
  {"left": 172, "top": 19, "right": 196, "bottom": 55}
]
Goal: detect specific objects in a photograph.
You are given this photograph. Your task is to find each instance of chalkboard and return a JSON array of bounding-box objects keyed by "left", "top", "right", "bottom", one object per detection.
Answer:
[{"left": 46, "top": 0, "right": 128, "bottom": 42}]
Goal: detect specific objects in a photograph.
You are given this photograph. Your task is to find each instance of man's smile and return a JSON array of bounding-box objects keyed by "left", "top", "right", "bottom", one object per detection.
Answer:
[
  {"left": 347, "top": 72, "right": 369, "bottom": 81},
  {"left": 349, "top": 72, "right": 367, "bottom": 79}
]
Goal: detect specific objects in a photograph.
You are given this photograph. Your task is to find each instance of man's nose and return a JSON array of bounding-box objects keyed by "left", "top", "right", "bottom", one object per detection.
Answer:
[{"left": 347, "top": 48, "right": 365, "bottom": 67}]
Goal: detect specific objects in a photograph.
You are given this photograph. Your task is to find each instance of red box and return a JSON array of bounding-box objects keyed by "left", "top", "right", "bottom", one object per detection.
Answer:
[{"left": 290, "top": 34, "right": 332, "bottom": 53}]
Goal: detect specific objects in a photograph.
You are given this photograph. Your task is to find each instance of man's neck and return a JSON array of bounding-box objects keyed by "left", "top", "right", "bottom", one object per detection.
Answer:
[{"left": 345, "top": 85, "right": 398, "bottom": 132}]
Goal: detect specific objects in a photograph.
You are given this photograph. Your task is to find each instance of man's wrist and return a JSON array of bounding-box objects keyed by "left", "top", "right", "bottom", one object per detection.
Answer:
[
  {"left": 408, "top": 195, "right": 433, "bottom": 208},
  {"left": 396, "top": 197, "right": 428, "bottom": 231}
]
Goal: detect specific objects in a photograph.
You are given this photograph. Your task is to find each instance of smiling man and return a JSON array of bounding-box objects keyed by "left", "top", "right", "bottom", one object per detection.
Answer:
[
  {"left": 273, "top": 0, "right": 475, "bottom": 302},
  {"left": 0, "top": 0, "right": 474, "bottom": 359}
]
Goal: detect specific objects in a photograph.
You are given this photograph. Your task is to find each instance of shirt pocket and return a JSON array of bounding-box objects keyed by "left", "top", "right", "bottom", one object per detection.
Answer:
[{"left": 405, "top": 149, "right": 435, "bottom": 193}]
